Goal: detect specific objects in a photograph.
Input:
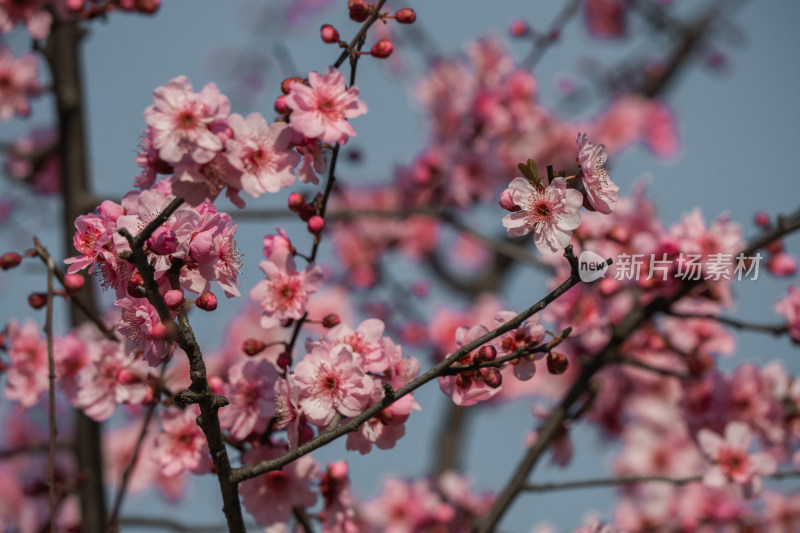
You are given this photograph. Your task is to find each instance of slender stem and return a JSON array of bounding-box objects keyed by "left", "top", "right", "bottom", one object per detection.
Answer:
[
  {"left": 106, "top": 398, "right": 160, "bottom": 531},
  {"left": 43, "top": 238, "right": 57, "bottom": 533},
  {"left": 666, "top": 311, "right": 789, "bottom": 336},
  {"left": 333, "top": 0, "right": 388, "bottom": 69},
  {"left": 522, "top": 469, "right": 800, "bottom": 493},
  {"left": 292, "top": 507, "right": 315, "bottom": 533},
  {"left": 611, "top": 354, "right": 689, "bottom": 380}
]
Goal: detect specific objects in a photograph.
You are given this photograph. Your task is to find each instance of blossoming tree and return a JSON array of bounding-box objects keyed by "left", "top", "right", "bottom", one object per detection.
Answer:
[{"left": 1, "top": 1, "right": 799, "bottom": 532}]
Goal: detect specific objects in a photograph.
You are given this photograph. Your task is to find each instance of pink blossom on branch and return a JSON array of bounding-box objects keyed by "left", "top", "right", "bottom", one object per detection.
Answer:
[
  {"left": 285, "top": 66, "right": 367, "bottom": 145},
  {"left": 218, "top": 358, "right": 280, "bottom": 441},
  {"left": 697, "top": 421, "right": 777, "bottom": 498},
  {"left": 249, "top": 248, "right": 325, "bottom": 328},
  {"left": 775, "top": 285, "right": 800, "bottom": 343},
  {"left": 0, "top": 46, "right": 43, "bottom": 120},
  {"left": 501, "top": 176, "right": 583, "bottom": 254}
]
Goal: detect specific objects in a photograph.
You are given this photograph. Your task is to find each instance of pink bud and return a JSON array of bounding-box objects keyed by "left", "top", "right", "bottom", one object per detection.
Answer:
[
  {"left": 281, "top": 76, "right": 304, "bottom": 94},
  {"left": 370, "top": 39, "right": 394, "bottom": 59},
  {"left": 754, "top": 212, "right": 770, "bottom": 228},
  {"left": 481, "top": 367, "right": 503, "bottom": 389},
  {"left": 455, "top": 373, "right": 472, "bottom": 389},
  {"left": 277, "top": 351, "right": 291, "bottom": 370},
  {"left": 0, "top": 252, "right": 21, "bottom": 270},
  {"left": 395, "top": 8, "right": 416, "bottom": 24},
  {"left": 509, "top": 19, "right": 529, "bottom": 37},
  {"left": 322, "top": 314, "right": 340, "bottom": 328},
  {"left": 348, "top": 0, "right": 370, "bottom": 22},
  {"left": 196, "top": 292, "right": 217, "bottom": 311},
  {"left": 242, "top": 338, "right": 267, "bottom": 356},
  {"left": 288, "top": 192, "right": 306, "bottom": 212},
  {"left": 208, "top": 375, "right": 225, "bottom": 395},
  {"left": 547, "top": 352, "right": 569, "bottom": 375},
  {"left": 328, "top": 460, "right": 349, "bottom": 479},
  {"left": 164, "top": 289, "right": 184, "bottom": 310},
  {"left": 28, "top": 293, "right": 46, "bottom": 309},
  {"left": 63, "top": 273, "right": 85, "bottom": 293},
  {"left": 499, "top": 189, "right": 520, "bottom": 211},
  {"left": 307, "top": 215, "right": 325, "bottom": 235},
  {"left": 115, "top": 368, "right": 137, "bottom": 385},
  {"left": 476, "top": 345, "right": 497, "bottom": 362},
  {"left": 274, "top": 95, "right": 291, "bottom": 115},
  {"left": 66, "top": 0, "right": 84, "bottom": 10},
  {"left": 127, "top": 272, "right": 145, "bottom": 298},
  {"left": 135, "top": 0, "right": 160, "bottom": 14},
  {"left": 320, "top": 24, "right": 340, "bottom": 43}
]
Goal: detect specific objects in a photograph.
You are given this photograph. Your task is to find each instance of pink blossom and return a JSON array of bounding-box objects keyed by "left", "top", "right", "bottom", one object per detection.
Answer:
[
  {"left": 64, "top": 212, "right": 114, "bottom": 274},
  {"left": 152, "top": 405, "right": 212, "bottom": 477},
  {"left": 134, "top": 127, "right": 173, "bottom": 190},
  {"left": 172, "top": 151, "right": 244, "bottom": 207},
  {"left": 54, "top": 332, "right": 91, "bottom": 402},
  {"left": 320, "top": 461, "right": 358, "bottom": 533},
  {"left": 346, "top": 387, "right": 416, "bottom": 454},
  {"left": 3, "top": 129, "right": 60, "bottom": 195},
  {"left": 697, "top": 421, "right": 777, "bottom": 497},
  {"left": 218, "top": 358, "right": 279, "bottom": 440},
  {"left": 249, "top": 249, "right": 325, "bottom": 328},
  {"left": 4, "top": 319, "right": 48, "bottom": 408},
  {"left": 438, "top": 325, "right": 502, "bottom": 406},
  {"left": 293, "top": 343, "right": 375, "bottom": 427},
  {"left": 325, "top": 318, "right": 389, "bottom": 373},
  {"left": 0, "top": 0, "right": 52, "bottom": 38},
  {"left": 583, "top": 0, "right": 629, "bottom": 39},
  {"left": 115, "top": 297, "right": 173, "bottom": 367},
  {"left": 226, "top": 113, "right": 300, "bottom": 196},
  {"left": 493, "top": 310, "right": 546, "bottom": 381},
  {"left": 76, "top": 339, "right": 152, "bottom": 421},
  {"left": 577, "top": 132, "right": 619, "bottom": 214},
  {"left": 762, "top": 490, "right": 800, "bottom": 533},
  {"left": 144, "top": 76, "right": 230, "bottom": 165},
  {"left": 775, "top": 286, "right": 800, "bottom": 343},
  {"left": 502, "top": 176, "right": 583, "bottom": 254},
  {"left": 274, "top": 375, "right": 313, "bottom": 449},
  {"left": 360, "top": 478, "right": 454, "bottom": 532},
  {"left": 239, "top": 443, "right": 320, "bottom": 525},
  {"left": 263, "top": 227, "right": 294, "bottom": 259},
  {"left": 285, "top": 66, "right": 367, "bottom": 144}
]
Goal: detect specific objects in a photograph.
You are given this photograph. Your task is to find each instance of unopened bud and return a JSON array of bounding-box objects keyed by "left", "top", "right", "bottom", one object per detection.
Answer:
[
  {"left": 150, "top": 322, "right": 168, "bottom": 339},
  {"left": 308, "top": 215, "right": 325, "bottom": 235},
  {"left": 320, "top": 24, "right": 340, "bottom": 43},
  {"left": 509, "top": 19, "right": 529, "bottom": 37},
  {"left": 63, "top": 273, "right": 85, "bottom": 293},
  {"left": 322, "top": 314, "right": 340, "bottom": 328},
  {"left": 546, "top": 351, "right": 569, "bottom": 374},
  {"left": 476, "top": 345, "right": 497, "bottom": 362},
  {"left": 281, "top": 76, "right": 304, "bottom": 94},
  {"left": 348, "top": 0, "right": 370, "bottom": 22},
  {"left": 242, "top": 338, "right": 267, "bottom": 356},
  {"left": 481, "top": 367, "right": 503, "bottom": 388},
  {"left": 196, "top": 292, "right": 217, "bottom": 311},
  {"left": 28, "top": 293, "right": 47, "bottom": 309},
  {"left": 274, "top": 95, "right": 291, "bottom": 115},
  {"left": 277, "top": 351, "right": 292, "bottom": 370},
  {"left": 499, "top": 189, "right": 520, "bottom": 211},
  {"left": 288, "top": 192, "right": 306, "bottom": 212},
  {"left": 455, "top": 372, "right": 472, "bottom": 389},
  {"left": 754, "top": 212, "right": 770, "bottom": 228},
  {"left": 370, "top": 39, "right": 394, "bottom": 59},
  {"left": 395, "top": 8, "right": 416, "bottom": 24},
  {"left": 66, "top": 0, "right": 84, "bottom": 10},
  {"left": 163, "top": 289, "right": 184, "bottom": 310},
  {"left": 765, "top": 239, "right": 784, "bottom": 255},
  {"left": 208, "top": 375, "right": 225, "bottom": 395},
  {"left": 127, "top": 272, "right": 145, "bottom": 298},
  {"left": 0, "top": 252, "right": 21, "bottom": 270}
]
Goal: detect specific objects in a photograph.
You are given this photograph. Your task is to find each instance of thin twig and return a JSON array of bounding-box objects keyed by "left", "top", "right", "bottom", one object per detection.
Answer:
[
  {"left": 611, "top": 354, "right": 689, "bottom": 380},
  {"left": 41, "top": 237, "right": 57, "bottom": 533},
  {"left": 293, "top": 507, "right": 315, "bottom": 533},
  {"left": 522, "top": 469, "right": 800, "bottom": 492},
  {"left": 666, "top": 311, "right": 789, "bottom": 337}
]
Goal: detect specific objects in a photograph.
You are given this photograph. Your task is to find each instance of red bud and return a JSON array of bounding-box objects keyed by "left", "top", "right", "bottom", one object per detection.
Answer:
[{"left": 196, "top": 292, "right": 217, "bottom": 311}]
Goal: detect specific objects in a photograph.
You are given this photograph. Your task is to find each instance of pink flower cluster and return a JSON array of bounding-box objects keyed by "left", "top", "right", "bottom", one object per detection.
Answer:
[
  {"left": 0, "top": 45, "right": 43, "bottom": 120},
  {"left": 138, "top": 70, "right": 365, "bottom": 206},
  {"left": 64, "top": 179, "right": 241, "bottom": 364}
]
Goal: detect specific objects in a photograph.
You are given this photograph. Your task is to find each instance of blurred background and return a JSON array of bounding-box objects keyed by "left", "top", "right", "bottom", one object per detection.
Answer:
[{"left": 1, "top": 0, "right": 799, "bottom": 531}]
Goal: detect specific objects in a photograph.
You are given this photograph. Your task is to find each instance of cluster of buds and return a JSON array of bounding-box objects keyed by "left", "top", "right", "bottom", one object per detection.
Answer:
[
  {"left": 454, "top": 344, "right": 503, "bottom": 390},
  {"left": 316, "top": 4, "right": 416, "bottom": 60},
  {"left": 288, "top": 192, "right": 326, "bottom": 237},
  {"left": 66, "top": 0, "right": 160, "bottom": 18}
]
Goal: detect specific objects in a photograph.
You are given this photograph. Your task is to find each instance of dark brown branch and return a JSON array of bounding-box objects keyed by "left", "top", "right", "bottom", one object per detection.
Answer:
[
  {"left": 43, "top": 16, "right": 108, "bottom": 531},
  {"left": 293, "top": 507, "right": 315, "bottom": 533},
  {"left": 232, "top": 247, "right": 589, "bottom": 484},
  {"left": 117, "top": 225, "right": 244, "bottom": 532},
  {"left": 522, "top": 0, "right": 581, "bottom": 69}
]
